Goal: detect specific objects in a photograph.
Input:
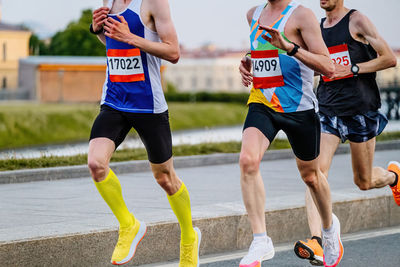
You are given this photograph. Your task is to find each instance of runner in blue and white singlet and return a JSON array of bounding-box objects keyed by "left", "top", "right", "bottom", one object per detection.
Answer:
[
  {"left": 88, "top": 1, "right": 201, "bottom": 266},
  {"left": 101, "top": 0, "right": 166, "bottom": 113}
]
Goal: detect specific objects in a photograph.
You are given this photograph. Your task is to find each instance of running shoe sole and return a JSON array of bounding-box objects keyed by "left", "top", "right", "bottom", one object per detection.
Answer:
[
  {"left": 294, "top": 241, "right": 323, "bottom": 266},
  {"left": 111, "top": 221, "right": 147, "bottom": 265},
  {"left": 239, "top": 248, "right": 275, "bottom": 267},
  {"left": 194, "top": 227, "right": 202, "bottom": 267}
]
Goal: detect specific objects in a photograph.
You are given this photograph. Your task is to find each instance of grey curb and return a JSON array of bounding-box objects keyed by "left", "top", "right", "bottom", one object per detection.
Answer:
[
  {"left": 1, "top": 194, "right": 398, "bottom": 266},
  {"left": 1, "top": 140, "right": 400, "bottom": 184}
]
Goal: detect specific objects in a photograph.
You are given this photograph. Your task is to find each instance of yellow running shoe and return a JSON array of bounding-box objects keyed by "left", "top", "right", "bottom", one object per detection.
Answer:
[
  {"left": 111, "top": 216, "right": 147, "bottom": 265},
  {"left": 179, "top": 227, "right": 201, "bottom": 267},
  {"left": 294, "top": 238, "right": 324, "bottom": 266}
]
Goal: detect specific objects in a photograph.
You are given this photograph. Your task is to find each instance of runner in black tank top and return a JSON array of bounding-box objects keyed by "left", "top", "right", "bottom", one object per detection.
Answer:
[
  {"left": 317, "top": 9, "right": 380, "bottom": 116},
  {"left": 293, "top": 1, "right": 399, "bottom": 266}
]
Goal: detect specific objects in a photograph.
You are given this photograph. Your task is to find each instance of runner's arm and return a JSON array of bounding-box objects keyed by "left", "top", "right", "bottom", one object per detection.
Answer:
[
  {"left": 292, "top": 8, "right": 334, "bottom": 77},
  {"left": 351, "top": 12, "right": 397, "bottom": 73},
  {"left": 259, "top": 7, "right": 334, "bottom": 77},
  {"left": 239, "top": 7, "right": 258, "bottom": 87},
  {"left": 104, "top": 0, "right": 180, "bottom": 63}
]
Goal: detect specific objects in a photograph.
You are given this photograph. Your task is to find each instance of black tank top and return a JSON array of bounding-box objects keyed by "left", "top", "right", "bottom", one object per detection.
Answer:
[{"left": 317, "top": 9, "right": 380, "bottom": 116}]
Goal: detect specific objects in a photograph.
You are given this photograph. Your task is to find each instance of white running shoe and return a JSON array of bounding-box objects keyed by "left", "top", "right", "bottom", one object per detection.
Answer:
[
  {"left": 322, "top": 214, "right": 344, "bottom": 267},
  {"left": 239, "top": 236, "right": 275, "bottom": 267}
]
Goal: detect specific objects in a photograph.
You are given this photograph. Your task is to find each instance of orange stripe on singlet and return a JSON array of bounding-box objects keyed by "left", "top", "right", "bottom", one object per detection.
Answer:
[
  {"left": 253, "top": 14, "right": 285, "bottom": 41},
  {"left": 270, "top": 92, "right": 284, "bottom": 113}
]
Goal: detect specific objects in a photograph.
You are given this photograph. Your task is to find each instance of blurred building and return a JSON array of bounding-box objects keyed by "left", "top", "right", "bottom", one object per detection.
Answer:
[
  {"left": 15, "top": 49, "right": 400, "bottom": 103},
  {"left": 19, "top": 56, "right": 106, "bottom": 102},
  {"left": 163, "top": 46, "right": 248, "bottom": 92},
  {"left": 0, "top": 16, "right": 31, "bottom": 91}
]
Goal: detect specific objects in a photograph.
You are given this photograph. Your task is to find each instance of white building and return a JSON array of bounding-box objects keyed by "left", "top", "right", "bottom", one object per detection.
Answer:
[{"left": 163, "top": 50, "right": 248, "bottom": 93}]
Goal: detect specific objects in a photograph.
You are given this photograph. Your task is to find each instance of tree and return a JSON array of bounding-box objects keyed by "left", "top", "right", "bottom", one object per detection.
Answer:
[
  {"left": 46, "top": 9, "right": 105, "bottom": 56},
  {"left": 29, "top": 34, "right": 49, "bottom": 55}
]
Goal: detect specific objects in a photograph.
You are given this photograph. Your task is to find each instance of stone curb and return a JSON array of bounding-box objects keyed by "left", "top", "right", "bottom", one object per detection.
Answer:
[
  {"left": 1, "top": 194, "right": 398, "bottom": 266},
  {"left": 1, "top": 140, "right": 400, "bottom": 184}
]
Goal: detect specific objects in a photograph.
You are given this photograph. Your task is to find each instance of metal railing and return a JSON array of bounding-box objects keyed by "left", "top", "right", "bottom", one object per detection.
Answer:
[
  {"left": 0, "top": 90, "right": 30, "bottom": 101},
  {"left": 381, "top": 87, "right": 400, "bottom": 120}
]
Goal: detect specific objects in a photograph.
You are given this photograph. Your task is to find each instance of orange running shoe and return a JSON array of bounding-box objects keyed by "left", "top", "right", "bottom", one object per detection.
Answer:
[
  {"left": 388, "top": 161, "right": 400, "bottom": 206},
  {"left": 294, "top": 238, "right": 323, "bottom": 266}
]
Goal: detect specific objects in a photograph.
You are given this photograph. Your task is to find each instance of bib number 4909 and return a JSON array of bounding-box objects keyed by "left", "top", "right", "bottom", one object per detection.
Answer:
[
  {"left": 253, "top": 58, "right": 278, "bottom": 73},
  {"left": 251, "top": 50, "right": 285, "bottom": 89}
]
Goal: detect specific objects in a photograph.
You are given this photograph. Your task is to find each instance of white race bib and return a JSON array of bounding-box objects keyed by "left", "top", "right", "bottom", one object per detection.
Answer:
[
  {"left": 107, "top": 48, "right": 145, "bottom": 83},
  {"left": 251, "top": 50, "right": 285, "bottom": 89}
]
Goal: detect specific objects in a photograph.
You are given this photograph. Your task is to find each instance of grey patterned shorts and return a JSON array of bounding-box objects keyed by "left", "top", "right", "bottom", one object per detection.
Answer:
[{"left": 319, "top": 111, "right": 388, "bottom": 143}]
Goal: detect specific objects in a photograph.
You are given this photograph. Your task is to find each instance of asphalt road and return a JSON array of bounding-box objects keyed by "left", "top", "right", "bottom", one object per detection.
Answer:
[{"left": 201, "top": 229, "right": 400, "bottom": 267}]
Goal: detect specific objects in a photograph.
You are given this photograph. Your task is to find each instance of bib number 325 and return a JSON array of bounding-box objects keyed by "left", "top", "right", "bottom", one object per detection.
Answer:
[
  {"left": 107, "top": 48, "right": 145, "bottom": 83},
  {"left": 251, "top": 50, "right": 285, "bottom": 89},
  {"left": 322, "top": 44, "right": 353, "bottom": 82}
]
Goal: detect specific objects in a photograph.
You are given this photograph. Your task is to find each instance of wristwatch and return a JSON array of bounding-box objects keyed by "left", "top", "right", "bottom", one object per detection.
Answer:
[
  {"left": 351, "top": 64, "right": 360, "bottom": 76},
  {"left": 287, "top": 42, "right": 300, "bottom": 56},
  {"left": 89, "top": 23, "right": 103, "bottom": 35}
]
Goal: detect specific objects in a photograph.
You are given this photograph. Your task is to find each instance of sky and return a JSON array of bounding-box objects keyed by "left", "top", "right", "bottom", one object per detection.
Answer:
[{"left": 1, "top": 0, "right": 399, "bottom": 49}]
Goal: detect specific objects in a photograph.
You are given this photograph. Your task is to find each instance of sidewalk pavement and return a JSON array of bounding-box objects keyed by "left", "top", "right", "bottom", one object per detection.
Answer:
[{"left": 1, "top": 149, "right": 399, "bottom": 266}]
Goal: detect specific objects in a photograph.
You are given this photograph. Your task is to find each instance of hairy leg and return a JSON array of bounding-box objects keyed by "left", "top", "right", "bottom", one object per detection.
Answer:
[
  {"left": 350, "top": 138, "right": 396, "bottom": 190},
  {"left": 297, "top": 157, "right": 332, "bottom": 229},
  {"left": 239, "top": 127, "right": 270, "bottom": 234},
  {"left": 306, "top": 133, "right": 340, "bottom": 237}
]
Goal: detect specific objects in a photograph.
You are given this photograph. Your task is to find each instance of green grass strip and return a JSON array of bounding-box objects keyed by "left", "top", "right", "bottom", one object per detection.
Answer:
[
  {"left": 0, "top": 102, "right": 247, "bottom": 150},
  {"left": 0, "top": 139, "right": 292, "bottom": 171}
]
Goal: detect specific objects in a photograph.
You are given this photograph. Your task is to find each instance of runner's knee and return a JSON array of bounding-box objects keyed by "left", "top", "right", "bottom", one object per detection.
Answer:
[
  {"left": 88, "top": 158, "right": 108, "bottom": 182},
  {"left": 301, "top": 170, "right": 319, "bottom": 189},
  {"left": 153, "top": 167, "right": 175, "bottom": 193},
  {"left": 239, "top": 152, "right": 260, "bottom": 177}
]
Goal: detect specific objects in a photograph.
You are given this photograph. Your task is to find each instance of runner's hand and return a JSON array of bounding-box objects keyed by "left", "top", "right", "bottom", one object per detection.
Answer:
[
  {"left": 104, "top": 15, "right": 133, "bottom": 42},
  {"left": 331, "top": 63, "right": 352, "bottom": 79},
  {"left": 239, "top": 56, "right": 253, "bottom": 87},
  {"left": 259, "top": 25, "right": 294, "bottom": 52},
  {"left": 92, "top": 7, "right": 110, "bottom": 32}
]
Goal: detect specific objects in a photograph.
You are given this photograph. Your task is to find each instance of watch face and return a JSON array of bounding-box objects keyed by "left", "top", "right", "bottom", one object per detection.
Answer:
[{"left": 351, "top": 65, "right": 359, "bottom": 74}]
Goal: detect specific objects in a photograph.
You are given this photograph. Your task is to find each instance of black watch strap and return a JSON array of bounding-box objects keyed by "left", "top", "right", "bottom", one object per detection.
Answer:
[
  {"left": 90, "top": 23, "right": 103, "bottom": 35},
  {"left": 351, "top": 64, "right": 360, "bottom": 76},
  {"left": 287, "top": 43, "right": 300, "bottom": 56}
]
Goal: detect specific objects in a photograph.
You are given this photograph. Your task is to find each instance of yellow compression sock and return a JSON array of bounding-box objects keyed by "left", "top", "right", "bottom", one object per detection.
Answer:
[
  {"left": 167, "top": 182, "right": 195, "bottom": 244},
  {"left": 95, "top": 168, "right": 135, "bottom": 228}
]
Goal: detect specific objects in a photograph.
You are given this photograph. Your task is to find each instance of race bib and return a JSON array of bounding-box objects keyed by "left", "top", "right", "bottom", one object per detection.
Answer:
[
  {"left": 322, "top": 44, "right": 353, "bottom": 82},
  {"left": 251, "top": 50, "right": 285, "bottom": 89},
  {"left": 107, "top": 48, "right": 145, "bottom": 83}
]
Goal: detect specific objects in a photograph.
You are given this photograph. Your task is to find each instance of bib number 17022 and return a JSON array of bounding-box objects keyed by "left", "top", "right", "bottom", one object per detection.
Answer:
[
  {"left": 109, "top": 58, "right": 141, "bottom": 71},
  {"left": 107, "top": 48, "right": 145, "bottom": 83}
]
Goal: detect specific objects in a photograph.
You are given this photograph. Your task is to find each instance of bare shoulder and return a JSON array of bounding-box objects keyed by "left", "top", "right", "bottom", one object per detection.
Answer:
[
  {"left": 247, "top": 6, "right": 258, "bottom": 25},
  {"left": 292, "top": 5, "right": 318, "bottom": 24},
  {"left": 145, "top": 0, "right": 170, "bottom": 14},
  {"left": 350, "top": 10, "right": 372, "bottom": 29}
]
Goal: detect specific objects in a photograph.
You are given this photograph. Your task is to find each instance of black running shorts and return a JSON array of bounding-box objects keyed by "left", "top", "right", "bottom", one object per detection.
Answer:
[
  {"left": 243, "top": 103, "right": 320, "bottom": 161},
  {"left": 90, "top": 105, "right": 172, "bottom": 164}
]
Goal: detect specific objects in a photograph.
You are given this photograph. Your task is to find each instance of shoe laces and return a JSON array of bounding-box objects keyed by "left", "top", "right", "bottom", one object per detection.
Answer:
[
  {"left": 322, "top": 234, "right": 337, "bottom": 259},
  {"left": 116, "top": 228, "right": 130, "bottom": 249},
  {"left": 180, "top": 242, "right": 195, "bottom": 264}
]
